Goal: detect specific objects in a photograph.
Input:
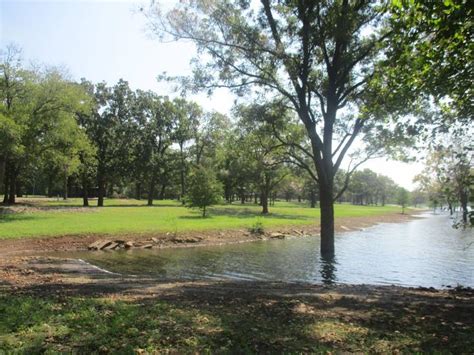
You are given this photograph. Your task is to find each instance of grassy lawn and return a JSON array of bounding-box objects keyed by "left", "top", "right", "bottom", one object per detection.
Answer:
[
  {"left": 1, "top": 288, "right": 471, "bottom": 353},
  {"left": 0, "top": 198, "right": 403, "bottom": 240}
]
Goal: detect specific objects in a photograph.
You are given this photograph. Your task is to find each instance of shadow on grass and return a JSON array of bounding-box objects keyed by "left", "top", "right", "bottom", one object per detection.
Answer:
[
  {"left": 1, "top": 279, "right": 473, "bottom": 353},
  {"left": 108, "top": 203, "right": 181, "bottom": 208},
  {"left": 179, "top": 207, "right": 311, "bottom": 221},
  {"left": 40, "top": 202, "right": 182, "bottom": 208},
  {"left": 0, "top": 213, "right": 44, "bottom": 224}
]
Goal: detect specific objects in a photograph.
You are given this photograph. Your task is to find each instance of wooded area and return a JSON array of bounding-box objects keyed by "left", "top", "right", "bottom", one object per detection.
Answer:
[{"left": 1, "top": 1, "right": 472, "bottom": 255}]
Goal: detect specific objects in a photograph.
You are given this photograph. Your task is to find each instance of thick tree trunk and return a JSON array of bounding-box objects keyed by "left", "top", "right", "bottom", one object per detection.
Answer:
[
  {"left": 310, "top": 189, "right": 317, "bottom": 208},
  {"left": 2, "top": 164, "right": 9, "bottom": 204},
  {"left": 16, "top": 180, "right": 22, "bottom": 197},
  {"left": 460, "top": 190, "right": 468, "bottom": 223},
  {"left": 135, "top": 182, "right": 142, "bottom": 200},
  {"left": 107, "top": 183, "right": 114, "bottom": 197},
  {"left": 63, "top": 170, "right": 68, "bottom": 200},
  {"left": 261, "top": 191, "right": 269, "bottom": 214},
  {"left": 8, "top": 170, "right": 16, "bottom": 204},
  {"left": 224, "top": 185, "right": 232, "bottom": 204},
  {"left": 82, "top": 174, "right": 89, "bottom": 207},
  {"left": 319, "top": 184, "right": 335, "bottom": 256},
  {"left": 448, "top": 202, "right": 453, "bottom": 216},
  {"left": 147, "top": 173, "right": 156, "bottom": 206},
  {"left": 0, "top": 156, "right": 5, "bottom": 191},
  {"left": 97, "top": 174, "right": 105, "bottom": 207},
  {"left": 82, "top": 188, "right": 89, "bottom": 207},
  {"left": 159, "top": 183, "right": 166, "bottom": 200},
  {"left": 180, "top": 143, "right": 186, "bottom": 201}
]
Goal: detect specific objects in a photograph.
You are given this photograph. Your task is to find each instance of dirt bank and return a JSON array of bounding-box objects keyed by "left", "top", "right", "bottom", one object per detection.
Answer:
[
  {"left": 0, "top": 211, "right": 417, "bottom": 257},
  {"left": 0, "top": 211, "right": 420, "bottom": 293}
]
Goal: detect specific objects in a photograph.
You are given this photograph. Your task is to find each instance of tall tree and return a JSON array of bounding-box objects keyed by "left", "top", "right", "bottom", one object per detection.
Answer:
[
  {"left": 397, "top": 187, "right": 410, "bottom": 214},
  {"left": 418, "top": 146, "right": 472, "bottom": 223},
  {"left": 235, "top": 103, "right": 289, "bottom": 214},
  {"left": 147, "top": 1, "right": 394, "bottom": 255},
  {"left": 1, "top": 49, "right": 90, "bottom": 204},
  {"left": 134, "top": 92, "right": 176, "bottom": 206},
  {"left": 0, "top": 45, "right": 25, "bottom": 198},
  {"left": 79, "top": 80, "right": 135, "bottom": 207},
  {"left": 173, "top": 98, "right": 201, "bottom": 201}
]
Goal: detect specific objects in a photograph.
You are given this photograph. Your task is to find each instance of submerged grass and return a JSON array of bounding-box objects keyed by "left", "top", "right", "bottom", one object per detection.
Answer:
[{"left": 0, "top": 198, "right": 404, "bottom": 239}]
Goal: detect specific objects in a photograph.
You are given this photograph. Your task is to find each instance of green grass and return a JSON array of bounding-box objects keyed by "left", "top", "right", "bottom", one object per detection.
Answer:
[
  {"left": 0, "top": 198, "right": 403, "bottom": 240},
  {"left": 0, "top": 291, "right": 471, "bottom": 353}
]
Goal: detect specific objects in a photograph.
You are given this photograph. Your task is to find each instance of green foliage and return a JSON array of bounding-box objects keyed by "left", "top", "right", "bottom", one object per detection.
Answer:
[
  {"left": 147, "top": 1, "right": 408, "bottom": 251},
  {"left": 345, "top": 169, "right": 400, "bottom": 206},
  {"left": 185, "top": 165, "right": 223, "bottom": 217},
  {"left": 397, "top": 188, "right": 410, "bottom": 214},
  {"left": 1, "top": 44, "right": 93, "bottom": 203},
  {"left": 0, "top": 199, "right": 404, "bottom": 240},
  {"left": 249, "top": 220, "right": 265, "bottom": 235},
  {"left": 416, "top": 143, "right": 472, "bottom": 224},
  {"left": 388, "top": 0, "right": 472, "bottom": 119}
]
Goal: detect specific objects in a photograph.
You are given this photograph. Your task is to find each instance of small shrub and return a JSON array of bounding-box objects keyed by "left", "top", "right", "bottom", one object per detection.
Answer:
[
  {"left": 185, "top": 165, "right": 223, "bottom": 217},
  {"left": 249, "top": 220, "right": 265, "bottom": 235}
]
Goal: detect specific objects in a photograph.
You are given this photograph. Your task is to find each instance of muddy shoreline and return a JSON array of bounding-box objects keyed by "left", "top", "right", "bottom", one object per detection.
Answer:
[
  {"left": 0, "top": 211, "right": 418, "bottom": 256},
  {"left": 0, "top": 212, "right": 421, "bottom": 290}
]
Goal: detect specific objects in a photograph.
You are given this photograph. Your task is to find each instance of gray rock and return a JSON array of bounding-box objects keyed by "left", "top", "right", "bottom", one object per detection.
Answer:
[
  {"left": 88, "top": 240, "right": 112, "bottom": 250},
  {"left": 269, "top": 232, "right": 285, "bottom": 239},
  {"left": 103, "top": 242, "right": 119, "bottom": 250}
]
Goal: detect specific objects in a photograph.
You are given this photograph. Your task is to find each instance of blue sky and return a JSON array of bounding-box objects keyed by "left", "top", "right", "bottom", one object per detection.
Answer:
[
  {"left": 1, "top": 0, "right": 234, "bottom": 111},
  {"left": 1, "top": 0, "right": 422, "bottom": 189}
]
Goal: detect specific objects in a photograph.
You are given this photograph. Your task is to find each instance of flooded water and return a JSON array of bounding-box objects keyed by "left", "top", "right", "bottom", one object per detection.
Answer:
[{"left": 61, "top": 213, "right": 474, "bottom": 288}]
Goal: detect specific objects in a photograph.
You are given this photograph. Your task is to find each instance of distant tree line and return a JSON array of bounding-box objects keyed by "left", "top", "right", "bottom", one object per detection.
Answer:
[{"left": 1, "top": 45, "right": 420, "bottom": 214}]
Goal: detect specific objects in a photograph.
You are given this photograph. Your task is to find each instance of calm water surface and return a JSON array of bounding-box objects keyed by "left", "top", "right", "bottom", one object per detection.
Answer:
[{"left": 62, "top": 213, "right": 474, "bottom": 288}]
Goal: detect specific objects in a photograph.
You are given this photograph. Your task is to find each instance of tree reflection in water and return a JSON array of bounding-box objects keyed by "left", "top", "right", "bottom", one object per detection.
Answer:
[{"left": 320, "top": 253, "right": 337, "bottom": 285}]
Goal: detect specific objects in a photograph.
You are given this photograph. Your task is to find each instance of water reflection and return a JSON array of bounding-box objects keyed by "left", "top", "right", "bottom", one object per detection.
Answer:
[
  {"left": 57, "top": 213, "right": 474, "bottom": 288},
  {"left": 320, "top": 253, "right": 337, "bottom": 285}
]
